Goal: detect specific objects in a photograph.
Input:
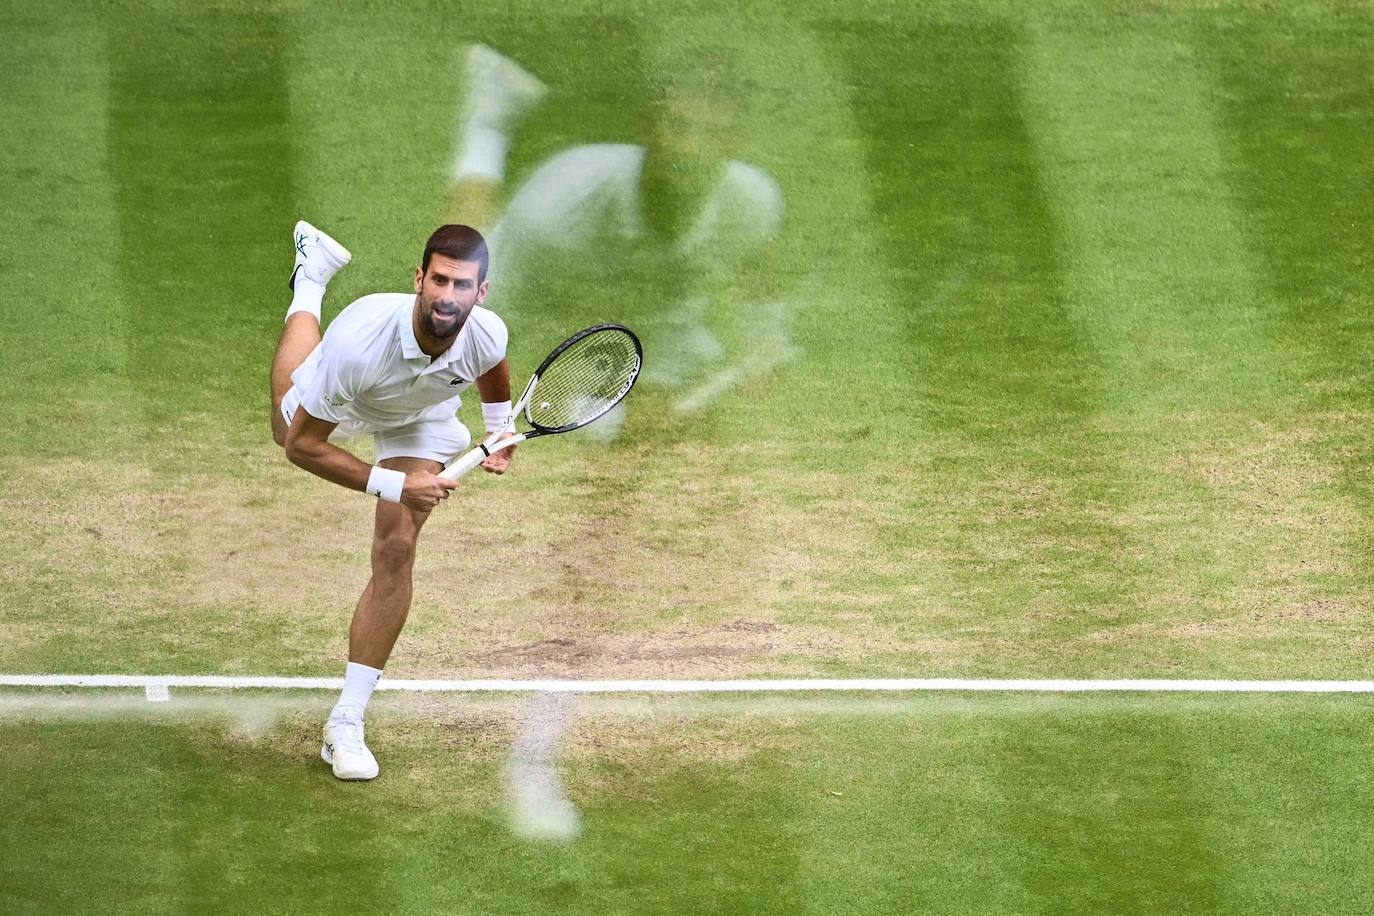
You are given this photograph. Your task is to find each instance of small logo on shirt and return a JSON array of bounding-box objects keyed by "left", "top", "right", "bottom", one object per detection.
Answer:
[{"left": 448, "top": 377, "right": 468, "bottom": 387}]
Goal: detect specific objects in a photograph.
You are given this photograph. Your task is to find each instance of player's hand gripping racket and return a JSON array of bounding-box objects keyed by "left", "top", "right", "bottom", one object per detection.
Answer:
[{"left": 439, "top": 324, "right": 643, "bottom": 482}]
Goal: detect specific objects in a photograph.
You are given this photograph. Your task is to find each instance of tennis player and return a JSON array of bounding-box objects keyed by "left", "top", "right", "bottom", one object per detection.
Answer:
[{"left": 270, "top": 221, "right": 516, "bottom": 780}]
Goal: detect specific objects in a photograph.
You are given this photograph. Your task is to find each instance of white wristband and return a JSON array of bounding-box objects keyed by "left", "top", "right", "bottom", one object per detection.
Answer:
[
  {"left": 365, "top": 466, "right": 406, "bottom": 503},
  {"left": 482, "top": 400, "right": 513, "bottom": 433}
]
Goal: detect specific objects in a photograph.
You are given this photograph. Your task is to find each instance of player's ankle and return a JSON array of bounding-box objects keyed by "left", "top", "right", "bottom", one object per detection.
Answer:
[
  {"left": 286, "top": 277, "right": 326, "bottom": 323},
  {"left": 332, "top": 660, "right": 383, "bottom": 718}
]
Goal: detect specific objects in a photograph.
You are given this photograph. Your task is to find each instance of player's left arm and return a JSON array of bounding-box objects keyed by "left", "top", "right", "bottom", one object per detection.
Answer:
[{"left": 475, "top": 355, "right": 518, "bottom": 474}]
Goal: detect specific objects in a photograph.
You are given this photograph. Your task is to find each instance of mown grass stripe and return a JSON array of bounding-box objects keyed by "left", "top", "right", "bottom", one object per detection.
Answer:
[
  {"left": 1020, "top": 13, "right": 1283, "bottom": 416},
  {"left": 1009, "top": 11, "right": 1360, "bottom": 673},
  {"left": 819, "top": 16, "right": 1153, "bottom": 667},
  {"left": 108, "top": 9, "right": 299, "bottom": 448},
  {"left": 1202, "top": 10, "right": 1374, "bottom": 584},
  {"left": 0, "top": 18, "right": 132, "bottom": 459}
]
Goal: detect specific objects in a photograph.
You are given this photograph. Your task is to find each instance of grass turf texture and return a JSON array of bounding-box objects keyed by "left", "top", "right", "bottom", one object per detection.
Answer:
[
  {"left": 3, "top": 692, "right": 1373, "bottom": 915},
  {"left": 6, "top": 0, "right": 1374, "bottom": 679},
  {"left": 4, "top": 0, "right": 1374, "bottom": 909}
]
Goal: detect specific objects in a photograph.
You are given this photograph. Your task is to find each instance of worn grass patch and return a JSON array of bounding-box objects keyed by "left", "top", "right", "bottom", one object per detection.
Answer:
[{"left": 5, "top": 0, "right": 1374, "bottom": 685}]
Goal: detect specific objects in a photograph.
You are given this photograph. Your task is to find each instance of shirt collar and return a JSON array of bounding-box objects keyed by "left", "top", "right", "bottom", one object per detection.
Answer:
[
  {"left": 425, "top": 325, "right": 463, "bottom": 370},
  {"left": 397, "top": 299, "right": 427, "bottom": 361},
  {"left": 398, "top": 298, "right": 469, "bottom": 369}
]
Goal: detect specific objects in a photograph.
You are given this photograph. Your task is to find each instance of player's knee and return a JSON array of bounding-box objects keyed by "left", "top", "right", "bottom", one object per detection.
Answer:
[
  {"left": 372, "top": 533, "right": 418, "bottom": 575},
  {"left": 270, "top": 404, "right": 288, "bottom": 448}
]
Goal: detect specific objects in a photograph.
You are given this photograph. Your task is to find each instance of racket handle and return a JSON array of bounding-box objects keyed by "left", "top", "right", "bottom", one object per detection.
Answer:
[
  {"left": 438, "top": 433, "right": 526, "bottom": 482},
  {"left": 438, "top": 446, "right": 488, "bottom": 481}
]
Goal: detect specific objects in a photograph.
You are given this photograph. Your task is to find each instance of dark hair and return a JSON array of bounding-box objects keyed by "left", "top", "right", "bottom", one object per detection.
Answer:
[{"left": 422, "top": 224, "right": 488, "bottom": 283}]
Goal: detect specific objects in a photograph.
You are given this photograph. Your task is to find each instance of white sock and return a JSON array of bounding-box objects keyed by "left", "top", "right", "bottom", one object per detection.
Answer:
[
  {"left": 285, "top": 276, "right": 326, "bottom": 323},
  {"left": 453, "top": 123, "right": 510, "bottom": 182},
  {"left": 332, "top": 661, "right": 382, "bottom": 717}
]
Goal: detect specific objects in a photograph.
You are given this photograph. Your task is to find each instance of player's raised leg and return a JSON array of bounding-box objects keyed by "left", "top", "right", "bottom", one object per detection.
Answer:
[
  {"left": 270, "top": 221, "right": 352, "bottom": 446},
  {"left": 322, "top": 455, "right": 443, "bottom": 781}
]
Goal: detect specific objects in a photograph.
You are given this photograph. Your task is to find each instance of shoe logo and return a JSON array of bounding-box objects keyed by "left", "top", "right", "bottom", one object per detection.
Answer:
[
  {"left": 295, "top": 232, "right": 308, "bottom": 257},
  {"left": 324, "top": 741, "right": 334, "bottom": 753}
]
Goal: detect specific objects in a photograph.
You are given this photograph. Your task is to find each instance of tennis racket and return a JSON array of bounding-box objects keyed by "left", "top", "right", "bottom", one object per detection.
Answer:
[{"left": 439, "top": 323, "right": 643, "bottom": 482}]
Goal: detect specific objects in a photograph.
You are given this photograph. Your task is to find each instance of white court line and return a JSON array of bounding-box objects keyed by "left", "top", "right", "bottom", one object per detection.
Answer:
[{"left": 3, "top": 675, "right": 1374, "bottom": 693}]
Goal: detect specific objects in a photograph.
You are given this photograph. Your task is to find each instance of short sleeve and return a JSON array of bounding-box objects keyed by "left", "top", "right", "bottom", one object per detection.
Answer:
[
  {"left": 471, "top": 309, "right": 509, "bottom": 377},
  {"left": 297, "top": 338, "right": 369, "bottom": 423}
]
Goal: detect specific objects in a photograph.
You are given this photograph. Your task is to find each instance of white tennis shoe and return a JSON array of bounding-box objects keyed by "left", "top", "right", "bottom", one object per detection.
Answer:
[
  {"left": 321, "top": 708, "right": 379, "bottom": 781},
  {"left": 289, "top": 220, "right": 351, "bottom": 291}
]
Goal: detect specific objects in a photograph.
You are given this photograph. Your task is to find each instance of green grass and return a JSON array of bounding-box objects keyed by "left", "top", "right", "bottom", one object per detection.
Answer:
[
  {"left": 4, "top": 0, "right": 1373, "bottom": 678},
  {"left": 6, "top": 0, "right": 1374, "bottom": 678},
  {"left": 5, "top": 0, "right": 1374, "bottom": 910},
  {"left": 3, "top": 692, "right": 1373, "bottom": 915}
]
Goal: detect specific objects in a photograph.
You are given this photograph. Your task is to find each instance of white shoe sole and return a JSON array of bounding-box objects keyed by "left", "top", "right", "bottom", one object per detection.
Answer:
[{"left": 321, "top": 741, "right": 378, "bottom": 781}]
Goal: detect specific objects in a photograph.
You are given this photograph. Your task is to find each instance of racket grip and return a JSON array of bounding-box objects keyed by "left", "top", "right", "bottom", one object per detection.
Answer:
[
  {"left": 438, "top": 446, "right": 488, "bottom": 481},
  {"left": 438, "top": 433, "right": 525, "bottom": 482}
]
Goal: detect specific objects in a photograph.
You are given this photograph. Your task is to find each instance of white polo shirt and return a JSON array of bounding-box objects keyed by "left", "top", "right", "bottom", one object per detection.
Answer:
[{"left": 291, "top": 293, "right": 507, "bottom": 439}]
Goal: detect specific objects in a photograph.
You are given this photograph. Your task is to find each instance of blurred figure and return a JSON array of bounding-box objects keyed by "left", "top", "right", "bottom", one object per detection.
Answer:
[
  {"left": 448, "top": 44, "right": 548, "bottom": 231},
  {"left": 448, "top": 45, "right": 796, "bottom": 430}
]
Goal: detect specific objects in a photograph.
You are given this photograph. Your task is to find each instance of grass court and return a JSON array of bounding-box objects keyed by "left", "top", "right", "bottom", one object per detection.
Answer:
[{"left": 3, "top": 0, "right": 1374, "bottom": 911}]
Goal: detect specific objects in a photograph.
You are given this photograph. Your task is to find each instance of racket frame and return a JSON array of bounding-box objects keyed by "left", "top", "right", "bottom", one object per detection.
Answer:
[{"left": 438, "top": 324, "right": 641, "bottom": 482}]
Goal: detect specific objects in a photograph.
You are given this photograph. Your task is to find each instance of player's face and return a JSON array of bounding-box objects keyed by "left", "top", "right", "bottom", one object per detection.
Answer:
[{"left": 414, "top": 255, "right": 488, "bottom": 340}]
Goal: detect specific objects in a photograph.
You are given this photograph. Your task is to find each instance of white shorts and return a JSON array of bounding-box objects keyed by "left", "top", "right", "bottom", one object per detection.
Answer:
[{"left": 280, "top": 386, "right": 471, "bottom": 464}]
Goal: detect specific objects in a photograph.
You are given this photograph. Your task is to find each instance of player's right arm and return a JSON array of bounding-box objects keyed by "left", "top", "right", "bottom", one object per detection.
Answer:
[
  {"left": 284, "top": 411, "right": 456, "bottom": 511},
  {"left": 285, "top": 322, "right": 453, "bottom": 511},
  {"left": 286, "top": 326, "right": 459, "bottom": 510}
]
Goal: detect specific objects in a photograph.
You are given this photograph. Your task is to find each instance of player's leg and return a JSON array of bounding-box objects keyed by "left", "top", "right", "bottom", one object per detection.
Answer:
[
  {"left": 269, "top": 221, "right": 352, "bottom": 446},
  {"left": 270, "top": 315, "right": 322, "bottom": 447},
  {"left": 447, "top": 44, "right": 546, "bottom": 229},
  {"left": 349, "top": 456, "right": 445, "bottom": 668},
  {"left": 322, "top": 456, "right": 445, "bottom": 781},
  {"left": 322, "top": 417, "right": 470, "bottom": 780}
]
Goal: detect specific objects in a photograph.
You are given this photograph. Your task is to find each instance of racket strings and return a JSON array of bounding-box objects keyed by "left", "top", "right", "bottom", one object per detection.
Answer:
[{"left": 526, "top": 330, "right": 641, "bottom": 431}]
